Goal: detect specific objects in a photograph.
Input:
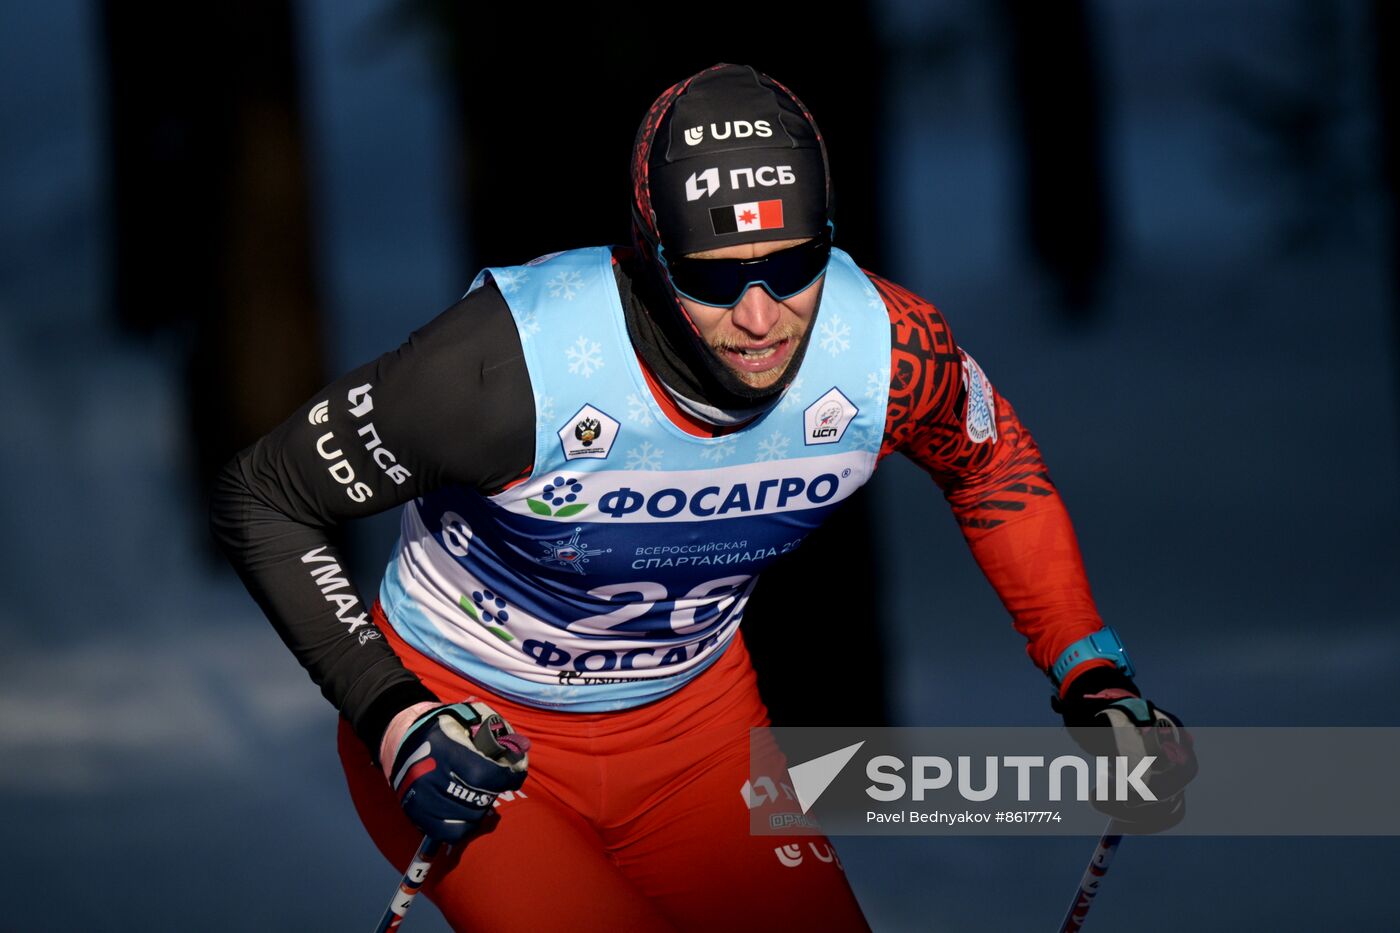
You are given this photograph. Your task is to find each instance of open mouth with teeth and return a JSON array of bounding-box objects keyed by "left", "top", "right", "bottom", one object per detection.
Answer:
[{"left": 722, "top": 337, "right": 793, "bottom": 373}]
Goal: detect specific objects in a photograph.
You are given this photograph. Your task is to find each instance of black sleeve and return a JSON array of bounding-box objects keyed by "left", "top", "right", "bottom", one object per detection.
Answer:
[{"left": 209, "top": 281, "right": 534, "bottom": 756}]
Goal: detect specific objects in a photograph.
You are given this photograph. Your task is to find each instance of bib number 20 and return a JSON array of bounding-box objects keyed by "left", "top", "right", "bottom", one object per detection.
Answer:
[{"left": 568, "top": 576, "right": 751, "bottom": 637}]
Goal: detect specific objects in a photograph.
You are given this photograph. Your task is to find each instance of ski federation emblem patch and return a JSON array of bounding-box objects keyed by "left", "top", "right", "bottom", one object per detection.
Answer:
[
  {"left": 960, "top": 351, "right": 997, "bottom": 444},
  {"left": 803, "top": 387, "right": 858, "bottom": 446},
  {"left": 537, "top": 527, "right": 611, "bottom": 575},
  {"left": 710, "top": 200, "right": 784, "bottom": 235},
  {"left": 559, "top": 404, "right": 620, "bottom": 461}
]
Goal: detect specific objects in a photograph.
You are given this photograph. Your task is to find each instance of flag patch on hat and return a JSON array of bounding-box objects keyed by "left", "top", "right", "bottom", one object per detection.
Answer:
[{"left": 709, "top": 200, "right": 784, "bottom": 235}]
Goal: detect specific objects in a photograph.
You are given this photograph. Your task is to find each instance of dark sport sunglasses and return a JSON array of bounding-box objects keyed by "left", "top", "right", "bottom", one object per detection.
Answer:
[{"left": 658, "top": 224, "right": 833, "bottom": 309}]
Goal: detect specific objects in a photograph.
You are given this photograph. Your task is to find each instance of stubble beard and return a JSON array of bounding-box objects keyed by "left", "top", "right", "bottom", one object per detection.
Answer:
[{"left": 709, "top": 320, "right": 806, "bottom": 389}]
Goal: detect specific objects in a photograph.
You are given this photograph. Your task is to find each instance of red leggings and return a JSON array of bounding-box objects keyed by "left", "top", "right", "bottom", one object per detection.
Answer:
[{"left": 338, "top": 604, "right": 870, "bottom": 932}]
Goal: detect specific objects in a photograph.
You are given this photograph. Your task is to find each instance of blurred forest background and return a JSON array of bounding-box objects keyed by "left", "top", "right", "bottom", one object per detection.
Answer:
[{"left": 2, "top": 1, "right": 1398, "bottom": 930}]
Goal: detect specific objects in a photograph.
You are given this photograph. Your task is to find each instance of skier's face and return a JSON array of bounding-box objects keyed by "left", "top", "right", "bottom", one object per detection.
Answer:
[{"left": 673, "top": 237, "right": 824, "bottom": 390}]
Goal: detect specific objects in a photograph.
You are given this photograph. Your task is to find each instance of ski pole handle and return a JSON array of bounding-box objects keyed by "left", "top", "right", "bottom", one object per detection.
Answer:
[
  {"left": 373, "top": 835, "right": 444, "bottom": 933},
  {"left": 1057, "top": 821, "right": 1123, "bottom": 933}
]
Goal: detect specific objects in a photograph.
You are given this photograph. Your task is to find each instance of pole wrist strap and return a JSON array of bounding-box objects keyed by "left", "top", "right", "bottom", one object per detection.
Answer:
[{"left": 1049, "top": 626, "right": 1136, "bottom": 688}]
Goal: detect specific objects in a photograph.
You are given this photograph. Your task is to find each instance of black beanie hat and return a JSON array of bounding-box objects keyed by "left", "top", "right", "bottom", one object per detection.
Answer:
[{"left": 631, "top": 63, "right": 832, "bottom": 260}]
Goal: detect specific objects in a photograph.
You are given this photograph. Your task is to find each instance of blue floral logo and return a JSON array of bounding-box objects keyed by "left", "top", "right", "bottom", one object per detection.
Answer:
[
  {"left": 459, "top": 589, "right": 513, "bottom": 642},
  {"left": 527, "top": 475, "right": 588, "bottom": 517}
]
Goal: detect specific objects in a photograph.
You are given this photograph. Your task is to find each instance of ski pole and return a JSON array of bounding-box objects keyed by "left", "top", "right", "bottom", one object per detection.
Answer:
[
  {"left": 373, "top": 835, "right": 445, "bottom": 933},
  {"left": 1056, "top": 820, "right": 1123, "bottom": 933}
]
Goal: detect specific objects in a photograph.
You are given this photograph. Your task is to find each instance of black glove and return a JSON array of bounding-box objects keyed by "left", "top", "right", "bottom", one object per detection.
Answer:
[
  {"left": 1052, "top": 666, "right": 1197, "bottom": 832},
  {"left": 387, "top": 701, "right": 530, "bottom": 842}
]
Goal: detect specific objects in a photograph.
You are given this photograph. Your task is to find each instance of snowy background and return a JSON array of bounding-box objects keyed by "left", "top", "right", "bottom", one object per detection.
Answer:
[{"left": 2, "top": 1, "right": 1398, "bottom": 930}]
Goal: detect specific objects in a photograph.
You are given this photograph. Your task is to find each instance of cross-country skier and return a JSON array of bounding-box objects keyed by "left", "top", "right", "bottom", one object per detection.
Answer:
[{"left": 211, "top": 63, "right": 1193, "bottom": 932}]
